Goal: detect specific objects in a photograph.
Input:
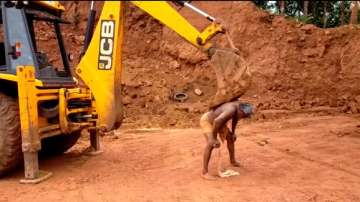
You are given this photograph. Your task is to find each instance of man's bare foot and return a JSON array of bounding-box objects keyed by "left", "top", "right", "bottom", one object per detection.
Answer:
[
  {"left": 201, "top": 173, "right": 217, "bottom": 181},
  {"left": 231, "top": 160, "right": 241, "bottom": 167}
]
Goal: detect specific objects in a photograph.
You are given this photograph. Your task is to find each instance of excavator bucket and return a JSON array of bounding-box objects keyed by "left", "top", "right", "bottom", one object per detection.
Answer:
[{"left": 208, "top": 48, "right": 252, "bottom": 108}]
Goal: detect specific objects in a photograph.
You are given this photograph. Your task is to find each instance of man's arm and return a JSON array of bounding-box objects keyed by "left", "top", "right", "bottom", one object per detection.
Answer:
[
  {"left": 210, "top": 107, "right": 236, "bottom": 146},
  {"left": 231, "top": 112, "right": 238, "bottom": 136}
]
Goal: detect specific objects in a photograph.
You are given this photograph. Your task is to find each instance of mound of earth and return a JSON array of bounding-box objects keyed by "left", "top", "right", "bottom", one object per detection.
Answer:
[{"left": 53, "top": 2, "right": 360, "bottom": 128}]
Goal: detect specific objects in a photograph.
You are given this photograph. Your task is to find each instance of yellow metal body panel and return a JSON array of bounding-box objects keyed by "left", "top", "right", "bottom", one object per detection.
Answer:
[
  {"left": 16, "top": 66, "right": 93, "bottom": 181},
  {"left": 197, "top": 22, "right": 224, "bottom": 46},
  {"left": 0, "top": 73, "right": 17, "bottom": 82},
  {"left": 15, "top": 66, "right": 94, "bottom": 142},
  {"left": 131, "top": 1, "right": 224, "bottom": 52},
  {"left": 76, "top": 2, "right": 125, "bottom": 131},
  {"left": 17, "top": 66, "right": 41, "bottom": 152},
  {"left": 0, "top": 73, "right": 43, "bottom": 86}
]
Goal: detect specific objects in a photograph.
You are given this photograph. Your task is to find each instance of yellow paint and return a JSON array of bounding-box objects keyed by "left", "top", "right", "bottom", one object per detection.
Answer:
[
  {"left": 76, "top": 1, "right": 125, "bottom": 131},
  {"left": 131, "top": 1, "right": 225, "bottom": 52},
  {"left": 58, "top": 88, "right": 70, "bottom": 134},
  {"left": 0, "top": 73, "right": 17, "bottom": 82},
  {"left": 15, "top": 65, "right": 93, "bottom": 143},
  {"left": 197, "top": 22, "right": 224, "bottom": 49},
  {"left": 0, "top": 73, "right": 43, "bottom": 86},
  {"left": 17, "top": 66, "right": 41, "bottom": 152}
]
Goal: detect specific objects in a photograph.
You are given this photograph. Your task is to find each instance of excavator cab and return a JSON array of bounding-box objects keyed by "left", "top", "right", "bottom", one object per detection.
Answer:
[
  {"left": 0, "top": 1, "right": 95, "bottom": 184},
  {"left": 0, "top": 1, "right": 74, "bottom": 85}
]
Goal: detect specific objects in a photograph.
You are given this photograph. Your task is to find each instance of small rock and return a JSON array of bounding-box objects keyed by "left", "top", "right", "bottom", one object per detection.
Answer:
[
  {"left": 191, "top": 108, "right": 201, "bottom": 113},
  {"left": 68, "top": 53, "right": 74, "bottom": 61},
  {"left": 131, "top": 93, "right": 138, "bottom": 99},
  {"left": 74, "top": 35, "right": 85, "bottom": 44},
  {"left": 159, "top": 79, "right": 166, "bottom": 87},
  {"left": 169, "top": 120, "right": 177, "bottom": 126},
  {"left": 303, "top": 48, "right": 318, "bottom": 57},
  {"left": 194, "top": 88, "right": 203, "bottom": 96},
  {"left": 169, "top": 60, "right": 180, "bottom": 69},
  {"left": 300, "top": 24, "right": 316, "bottom": 33},
  {"left": 354, "top": 95, "right": 360, "bottom": 104},
  {"left": 329, "top": 97, "right": 338, "bottom": 107},
  {"left": 313, "top": 97, "right": 320, "bottom": 106},
  {"left": 142, "top": 81, "right": 152, "bottom": 87},
  {"left": 286, "top": 36, "right": 294, "bottom": 43},
  {"left": 349, "top": 101, "right": 358, "bottom": 114},
  {"left": 257, "top": 139, "right": 269, "bottom": 146},
  {"left": 154, "top": 95, "right": 161, "bottom": 102},
  {"left": 112, "top": 134, "right": 120, "bottom": 140},
  {"left": 325, "top": 30, "right": 331, "bottom": 35},
  {"left": 123, "top": 96, "right": 131, "bottom": 105},
  {"left": 174, "top": 105, "right": 191, "bottom": 112},
  {"left": 337, "top": 132, "right": 351, "bottom": 138},
  {"left": 341, "top": 93, "right": 351, "bottom": 100},
  {"left": 319, "top": 45, "right": 326, "bottom": 57}
]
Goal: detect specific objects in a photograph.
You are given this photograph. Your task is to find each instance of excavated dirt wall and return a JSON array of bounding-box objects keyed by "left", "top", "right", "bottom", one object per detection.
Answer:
[{"left": 55, "top": 1, "right": 360, "bottom": 128}]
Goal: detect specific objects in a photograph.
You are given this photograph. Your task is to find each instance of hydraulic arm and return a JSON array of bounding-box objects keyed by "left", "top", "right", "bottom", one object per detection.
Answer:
[
  {"left": 131, "top": 1, "right": 225, "bottom": 53},
  {"left": 76, "top": 1, "right": 233, "bottom": 132}
]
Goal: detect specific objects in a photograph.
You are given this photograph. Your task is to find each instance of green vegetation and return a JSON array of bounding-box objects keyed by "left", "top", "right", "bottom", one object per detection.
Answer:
[{"left": 252, "top": 1, "right": 357, "bottom": 28}]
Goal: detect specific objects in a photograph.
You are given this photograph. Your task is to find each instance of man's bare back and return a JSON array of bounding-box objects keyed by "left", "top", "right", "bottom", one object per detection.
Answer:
[{"left": 200, "top": 100, "right": 253, "bottom": 180}]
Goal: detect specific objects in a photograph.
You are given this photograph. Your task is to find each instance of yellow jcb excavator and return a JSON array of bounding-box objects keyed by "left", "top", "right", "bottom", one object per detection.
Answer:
[{"left": 0, "top": 1, "right": 250, "bottom": 183}]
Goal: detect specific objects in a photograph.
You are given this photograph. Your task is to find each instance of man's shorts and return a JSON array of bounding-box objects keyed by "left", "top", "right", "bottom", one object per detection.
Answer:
[
  {"left": 200, "top": 112, "right": 230, "bottom": 141},
  {"left": 199, "top": 102, "right": 253, "bottom": 140},
  {"left": 200, "top": 112, "right": 213, "bottom": 134}
]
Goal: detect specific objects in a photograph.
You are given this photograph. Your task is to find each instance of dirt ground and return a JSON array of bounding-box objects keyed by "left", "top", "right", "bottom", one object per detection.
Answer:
[
  {"left": 2, "top": 2, "right": 359, "bottom": 202},
  {"left": 1, "top": 112, "right": 359, "bottom": 202}
]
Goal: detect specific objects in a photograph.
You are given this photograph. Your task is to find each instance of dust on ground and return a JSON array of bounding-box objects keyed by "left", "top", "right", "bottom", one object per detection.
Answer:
[{"left": 1, "top": 113, "right": 360, "bottom": 202}]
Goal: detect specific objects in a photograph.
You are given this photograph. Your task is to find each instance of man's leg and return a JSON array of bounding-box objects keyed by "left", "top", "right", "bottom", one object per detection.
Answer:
[
  {"left": 226, "top": 130, "right": 240, "bottom": 167},
  {"left": 202, "top": 137, "right": 217, "bottom": 180},
  {"left": 200, "top": 112, "right": 217, "bottom": 180}
]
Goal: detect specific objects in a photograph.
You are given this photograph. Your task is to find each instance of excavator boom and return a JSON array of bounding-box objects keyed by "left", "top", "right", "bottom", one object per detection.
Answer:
[
  {"left": 76, "top": 1, "right": 247, "bottom": 131},
  {"left": 131, "top": 1, "right": 224, "bottom": 53}
]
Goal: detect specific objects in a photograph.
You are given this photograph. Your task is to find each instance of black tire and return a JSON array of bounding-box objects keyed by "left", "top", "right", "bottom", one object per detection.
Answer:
[
  {"left": 40, "top": 131, "right": 81, "bottom": 156},
  {"left": 0, "top": 93, "right": 22, "bottom": 176}
]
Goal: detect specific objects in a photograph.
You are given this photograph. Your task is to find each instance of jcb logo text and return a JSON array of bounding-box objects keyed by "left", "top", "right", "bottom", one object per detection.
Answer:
[{"left": 98, "top": 20, "right": 115, "bottom": 70}]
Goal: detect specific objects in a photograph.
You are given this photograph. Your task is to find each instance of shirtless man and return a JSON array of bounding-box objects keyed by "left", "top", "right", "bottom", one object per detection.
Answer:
[{"left": 200, "top": 100, "right": 253, "bottom": 180}]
